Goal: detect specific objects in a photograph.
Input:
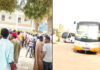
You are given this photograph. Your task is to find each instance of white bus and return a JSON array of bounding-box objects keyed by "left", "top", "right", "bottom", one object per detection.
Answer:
[{"left": 74, "top": 21, "right": 100, "bottom": 53}]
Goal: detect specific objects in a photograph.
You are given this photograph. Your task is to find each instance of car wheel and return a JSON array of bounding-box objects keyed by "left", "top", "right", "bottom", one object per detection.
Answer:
[{"left": 64, "top": 40, "right": 66, "bottom": 43}]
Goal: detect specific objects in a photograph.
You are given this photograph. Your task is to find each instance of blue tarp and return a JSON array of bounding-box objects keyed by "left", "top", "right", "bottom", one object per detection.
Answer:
[{"left": 39, "top": 24, "right": 48, "bottom": 31}]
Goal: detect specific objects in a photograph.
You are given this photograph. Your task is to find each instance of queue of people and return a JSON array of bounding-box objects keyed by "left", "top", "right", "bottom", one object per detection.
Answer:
[
  {"left": 0, "top": 28, "right": 52, "bottom": 70},
  {"left": 0, "top": 28, "right": 25, "bottom": 70}
]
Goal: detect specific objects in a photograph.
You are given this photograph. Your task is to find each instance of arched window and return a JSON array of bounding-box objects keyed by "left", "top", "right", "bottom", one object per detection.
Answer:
[
  {"left": 18, "top": 17, "right": 21, "bottom": 23},
  {"left": 2, "top": 15, "right": 5, "bottom": 21}
]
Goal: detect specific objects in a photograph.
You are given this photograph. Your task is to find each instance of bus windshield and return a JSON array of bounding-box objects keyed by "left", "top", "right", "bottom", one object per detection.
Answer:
[{"left": 75, "top": 23, "right": 100, "bottom": 42}]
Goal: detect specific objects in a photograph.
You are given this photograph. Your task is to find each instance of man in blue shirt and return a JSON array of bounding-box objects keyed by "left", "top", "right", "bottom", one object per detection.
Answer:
[
  {"left": 0, "top": 28, "right": 14, "bottom": 70},
  {"left": 32, "top": 34, "right": 37, "bottom": 56},
  {"left": 33, "top": 34, "right": 37, "bottom": 41}
]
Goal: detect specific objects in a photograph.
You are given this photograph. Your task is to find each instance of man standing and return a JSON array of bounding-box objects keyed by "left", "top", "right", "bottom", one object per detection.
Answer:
[
  {"left": 42, "top": 36, "right": 52, "bottom": 70},
  {"left": 26, "top": 34, "right": 33, "bottom": 58},
  {"left": 0, "top": 28, "right": 14, "bottom": 70},
  {"left": 33, "top": 36, "right": 44, "bottom": 70},
  {"left": 33, "top": 34, "right": 37, "bottom": 56},
  {"left": 18, "top": 31, "right": 24, "bottom": 47},
  {"left": 10, "top": 32, "right": 21, "bottom": 69}
]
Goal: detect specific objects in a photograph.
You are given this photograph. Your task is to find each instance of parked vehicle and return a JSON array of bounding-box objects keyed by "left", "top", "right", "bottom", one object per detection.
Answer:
[{"left": 62, "top": 32, "right": 75, "bottom": 43}]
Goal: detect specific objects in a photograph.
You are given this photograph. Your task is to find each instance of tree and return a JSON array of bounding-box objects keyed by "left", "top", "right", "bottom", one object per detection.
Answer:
[
  {"left": 46, "top": 3, "right": 52, "bottom": 34},
  {"left": 23, "top": 0, "right": 52, "bottom": 32},
  {"left": 56, "top": 28, "right": 61, "bottom": 42},
  {"left": 47, "top": 15, "right": 52, "bottom": 34},
  {"left": 0, "top": 0, "right": 17, "bottom": 12}
]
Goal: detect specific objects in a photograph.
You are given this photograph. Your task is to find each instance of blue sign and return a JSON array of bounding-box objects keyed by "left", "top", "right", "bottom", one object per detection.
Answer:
[{"left": 39, "top": 24, "right": 48, "bottom": 31}]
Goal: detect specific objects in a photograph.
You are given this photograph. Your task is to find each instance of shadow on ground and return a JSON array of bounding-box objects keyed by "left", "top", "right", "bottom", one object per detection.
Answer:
[{"left": 75, "top": 50, "right": 97, "bottom": 55}]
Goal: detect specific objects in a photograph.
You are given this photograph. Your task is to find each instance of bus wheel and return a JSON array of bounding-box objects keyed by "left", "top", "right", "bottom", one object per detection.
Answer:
[{"left": 93, "top": 52, "right": 97, "bottom": 54}]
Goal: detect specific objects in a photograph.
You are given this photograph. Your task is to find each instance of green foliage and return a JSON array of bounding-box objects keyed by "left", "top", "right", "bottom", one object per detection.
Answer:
[
  {"left": 23, "top": 0, "right": 52, "bottom": 22},
  {"left": 0, "top": 0, "right": 17, "bottom": 12}
]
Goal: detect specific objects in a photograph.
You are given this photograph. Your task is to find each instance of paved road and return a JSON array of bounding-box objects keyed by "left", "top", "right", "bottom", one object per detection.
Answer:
[
  {"left": 53, "top": 42, "right": 100, "bottom": 70},
  {"left": 17, "top": 47, "right": 34, "bottom": 70}
]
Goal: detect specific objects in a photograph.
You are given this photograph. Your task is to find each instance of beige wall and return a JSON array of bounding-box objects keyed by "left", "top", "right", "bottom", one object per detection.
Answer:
[{"left": 0, "top": 21, "right": 33, "bottom": 31}]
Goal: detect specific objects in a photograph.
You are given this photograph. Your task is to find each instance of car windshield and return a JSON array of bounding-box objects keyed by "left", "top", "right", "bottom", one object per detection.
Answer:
[
  {"left": 62, "top": 32, "right": 69, "bottom": 38},
  {"left": 75, "top": 23, "right": 100, "bottom": 42}
]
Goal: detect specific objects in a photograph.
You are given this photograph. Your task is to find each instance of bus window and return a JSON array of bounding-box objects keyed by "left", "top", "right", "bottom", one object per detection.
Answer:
[{"left": 76, "top": 23, "right": 99, "bottom": 42}]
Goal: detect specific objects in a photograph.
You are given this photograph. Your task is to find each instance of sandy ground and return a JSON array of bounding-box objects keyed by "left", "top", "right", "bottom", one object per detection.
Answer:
[
  {"left": 17, "top": 47, "right": 34, "bottom": 70},
  {"left": 53, "top": 42, "right": 100, "bottom": 70}
]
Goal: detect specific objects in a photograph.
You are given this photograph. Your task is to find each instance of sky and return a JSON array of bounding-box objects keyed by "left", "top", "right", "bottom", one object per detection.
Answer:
[{"left": 53, "top": 0, "right": 100, "bottom": 32}]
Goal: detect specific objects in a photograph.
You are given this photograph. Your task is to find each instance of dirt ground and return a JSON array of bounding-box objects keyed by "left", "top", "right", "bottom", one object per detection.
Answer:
[{"left": 53, "top": 42, "right": 100, "bottom": 70}]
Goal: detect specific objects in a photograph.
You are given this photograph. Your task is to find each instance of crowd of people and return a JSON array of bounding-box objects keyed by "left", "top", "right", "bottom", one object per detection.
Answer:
[{"left": 0, "top": 28, "right": 52, "bottom": 70}]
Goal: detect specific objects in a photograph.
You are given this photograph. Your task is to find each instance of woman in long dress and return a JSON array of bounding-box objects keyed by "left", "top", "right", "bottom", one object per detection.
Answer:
[{"left": 33, "top": 36, "right": 44, "bottom": 70}]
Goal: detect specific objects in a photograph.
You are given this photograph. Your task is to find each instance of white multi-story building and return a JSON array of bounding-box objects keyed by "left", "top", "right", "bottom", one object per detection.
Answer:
[
  {"left": 0, "top": 0, "right": 35, "bottom": 31},
  {"left": 0, "top": 10, "right": 35, "bottom": 31}
]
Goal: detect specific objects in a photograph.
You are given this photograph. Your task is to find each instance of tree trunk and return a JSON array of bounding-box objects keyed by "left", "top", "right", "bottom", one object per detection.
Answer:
[
  {"left": 31, "top": 19, "right": 33, "bottom": 31},
  {"left": 35, "top": 22, "right": 39, "bottom": 32},
  {"left": 47, "top": 16, "right": 52, "bottom": 34}
]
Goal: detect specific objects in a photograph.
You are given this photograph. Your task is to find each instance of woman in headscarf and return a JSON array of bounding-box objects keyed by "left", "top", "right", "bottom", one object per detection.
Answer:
[{"left": 33, "top": 36, "right": 44, "bottom": 70}]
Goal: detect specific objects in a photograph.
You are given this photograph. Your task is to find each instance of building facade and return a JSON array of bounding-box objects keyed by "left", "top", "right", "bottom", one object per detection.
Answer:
[
  {"left": 0, "top": 10, "right": 48, "bottom": 33},
  {"left": 0, "top": 10, "right": 35, "bottom": 31},
  {"left": 0, "top": 0, "right": 48, "bottom": 33}
]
